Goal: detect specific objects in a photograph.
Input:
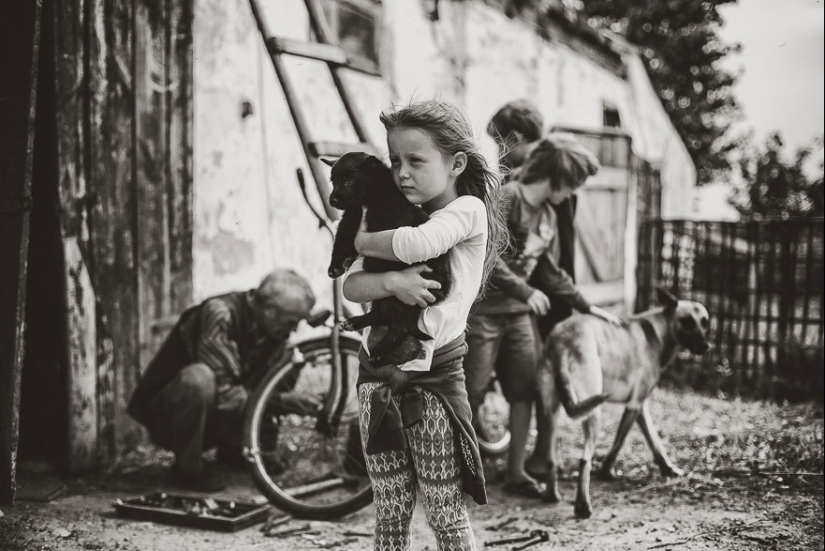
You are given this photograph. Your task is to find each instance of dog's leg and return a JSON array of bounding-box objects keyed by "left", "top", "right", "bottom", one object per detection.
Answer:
[
  {"left": 369, "top": 325, "right": 407, "bottom": 365},
  {"left": 540, "top": 402, "right": 562, "bottom": 504},
  {"left": 574, "top": 408, "right": 601, "bottom": 519},
  {"left": 596, "top": 408, "right": 639, "bottom": 481},
  {"left": 636, "top": 399, "right": 684, "bottom": 478},
  {"left": 340, "top": 309, "right": 385, "bottom": 332},
  {"left": 328, "top": 207, "right": 361, "bottom": 279}
]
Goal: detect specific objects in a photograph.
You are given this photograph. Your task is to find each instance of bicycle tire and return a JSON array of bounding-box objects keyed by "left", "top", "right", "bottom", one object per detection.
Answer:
[
  {"left": 244, "top": 335, "right": 373, "bottom": 519},
  {"left": 476, "top": 379, "right": 511, "bottom": 458}
]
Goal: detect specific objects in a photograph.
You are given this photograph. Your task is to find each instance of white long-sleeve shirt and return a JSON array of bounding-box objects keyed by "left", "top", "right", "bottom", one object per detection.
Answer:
[{"left": 345, "top": 195, "right": 488, "bottom": 371}]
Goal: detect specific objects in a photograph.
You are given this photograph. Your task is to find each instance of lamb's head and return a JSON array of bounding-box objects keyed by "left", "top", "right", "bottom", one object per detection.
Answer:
[{"left": 322, "top": 152, "right": 389, "bottom": 210}]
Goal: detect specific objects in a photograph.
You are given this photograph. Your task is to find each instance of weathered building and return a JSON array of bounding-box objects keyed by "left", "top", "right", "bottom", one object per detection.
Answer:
[
  {"left": 194, "top": 0, "right": 695, "bottom": 310},
  {"left": 1, "top": 0, "right": 696, "bottom": 501}
]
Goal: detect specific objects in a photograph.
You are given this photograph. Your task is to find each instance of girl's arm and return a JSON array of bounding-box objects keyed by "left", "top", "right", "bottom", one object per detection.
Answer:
[
  {"left": 355, "top": 197, "right": 483, "bottom": 264},
  {"left": 342, "top": 260, "right": 442, "bottom": 307},
  {"left": 354, "top": 229, "right": 400, "bottom": 261}
]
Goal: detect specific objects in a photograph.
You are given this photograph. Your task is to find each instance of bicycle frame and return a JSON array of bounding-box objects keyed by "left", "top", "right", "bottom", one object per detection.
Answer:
[{"left": 295, "top": 168, "right": 347, "bottom": 433}]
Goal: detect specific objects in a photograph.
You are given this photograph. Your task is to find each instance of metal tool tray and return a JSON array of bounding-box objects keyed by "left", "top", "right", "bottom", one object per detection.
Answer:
[{"left": 113, "top": 491, "right": 270, "bottom": 532}]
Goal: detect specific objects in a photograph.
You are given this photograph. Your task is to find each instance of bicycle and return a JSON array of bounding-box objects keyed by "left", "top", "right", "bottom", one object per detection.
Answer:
[
  {"left": 242, "top": 168, "right": 371, "bottom": 520},
  {"left": 243, "top": 167, "right": 510, "bottom": 520}
]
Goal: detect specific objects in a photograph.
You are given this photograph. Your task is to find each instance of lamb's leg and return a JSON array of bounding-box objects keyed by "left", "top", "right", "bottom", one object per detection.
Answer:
[{"left": 328, "top": 208, "right": 361, "bottom": 279}]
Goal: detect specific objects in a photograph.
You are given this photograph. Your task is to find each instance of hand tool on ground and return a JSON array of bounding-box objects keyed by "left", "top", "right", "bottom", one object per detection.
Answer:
[
  {"left": 485, "top": 531, "right": 536, "bottom": 547},
  {"left": 511, "top": 530, "right": 549, "bottom": 551}
]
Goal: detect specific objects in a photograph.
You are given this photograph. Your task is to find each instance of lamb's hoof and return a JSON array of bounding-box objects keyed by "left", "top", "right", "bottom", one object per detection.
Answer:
[
  {"left": 542, "top": 489, "right": 561, "bottom": 504},
  {"left": 660, "top": 464, "right": 685, "bottom": 478},
  {"left": 574, "top": 500, "right": 593, "bottom": 519},
  {"left": 339, "top": 319, "right": 356, "bottom": 332}
]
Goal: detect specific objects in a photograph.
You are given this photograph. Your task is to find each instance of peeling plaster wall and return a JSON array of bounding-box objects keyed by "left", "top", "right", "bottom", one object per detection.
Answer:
[
  {"left": 193, "top": 0, "right": 388, "bottom": 305},
  {"left": 193, "top": 0, "right": 695, "bottom": 305}
]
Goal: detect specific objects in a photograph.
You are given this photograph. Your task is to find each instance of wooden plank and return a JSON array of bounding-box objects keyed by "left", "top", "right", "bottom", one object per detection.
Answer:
[
  {"left": 64, "top": 237, "right": 99, "bottom": 472},
  {"left": 267, "top": 37, "right": 348, "bottom": 64},
  {"left": 309, "top": 140, "right": 379, "bottom": 158},
  {"left": 582, "top": 166, "right": 628, "bottom": 191},
  {"left": 0, "top": 0, "right": 41, "bottom": 505},
  {"left": 575, "top": 189, "right": 625, "bottom": 281},
  {"left": 88, "top": 0, "right": 139, "bottom": 461},
  {"left": 53, "top": 0, "right": 86, "bottom": 237},
  {"left": 136, "top": 0, "right": 171, "bottom": 373},
  {"left": 168, "top": 0, "right": 194, "bottom": 316}
]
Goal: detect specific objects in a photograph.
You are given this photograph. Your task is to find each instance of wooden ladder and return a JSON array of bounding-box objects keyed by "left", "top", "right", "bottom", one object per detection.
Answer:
[{"left": 248, "top": 0, "right": 380, "bottom": 219}]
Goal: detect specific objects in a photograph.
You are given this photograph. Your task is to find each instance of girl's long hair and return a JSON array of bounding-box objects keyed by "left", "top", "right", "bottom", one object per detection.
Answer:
[{"left": 380, "top": 99, "right": 508, "bottom": 294}]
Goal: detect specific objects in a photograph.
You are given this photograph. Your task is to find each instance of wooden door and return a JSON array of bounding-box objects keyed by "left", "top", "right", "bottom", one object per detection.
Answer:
[{"left": 553, "top": 128, "right": 633, "bottom": 310}]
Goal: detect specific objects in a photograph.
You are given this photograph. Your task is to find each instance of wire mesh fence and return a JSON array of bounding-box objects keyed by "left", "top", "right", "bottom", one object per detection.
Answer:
[{"left": 636, "top": 217, "right": 824, "bottom": 401}]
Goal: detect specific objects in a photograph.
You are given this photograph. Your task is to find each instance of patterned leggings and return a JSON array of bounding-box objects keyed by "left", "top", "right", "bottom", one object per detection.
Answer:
[{"left": 358, "top": 382, "right": 477, "bottom": 551}]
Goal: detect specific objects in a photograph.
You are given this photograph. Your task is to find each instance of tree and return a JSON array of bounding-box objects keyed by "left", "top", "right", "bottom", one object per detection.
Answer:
[
  {"left": 575, "top": 0, "right": 742, "bottom": 184},
  {"left": 732, "top": 133, "right": 824, "bottom": 219}
]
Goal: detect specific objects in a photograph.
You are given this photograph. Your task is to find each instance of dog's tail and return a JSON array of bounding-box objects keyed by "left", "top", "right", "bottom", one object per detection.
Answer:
[
  {"left": 559, "top": 391, "right": 610, "bottom": 420},
  {"left": 552, "top": 349, "right": 610, "bottom": 419}
]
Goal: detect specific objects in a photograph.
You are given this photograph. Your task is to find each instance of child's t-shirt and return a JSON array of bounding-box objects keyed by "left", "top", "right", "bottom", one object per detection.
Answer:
[{"left": 344, "top": 195, "right": 488, "bottom": 372}]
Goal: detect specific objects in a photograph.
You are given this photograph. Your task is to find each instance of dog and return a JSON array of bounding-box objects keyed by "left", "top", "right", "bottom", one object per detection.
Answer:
[
  {"left": 322, "top": 152, "right": 452, "bottom": 365},
  {"left": 533, "top": 287, "right": 710, "bottom": 519}
]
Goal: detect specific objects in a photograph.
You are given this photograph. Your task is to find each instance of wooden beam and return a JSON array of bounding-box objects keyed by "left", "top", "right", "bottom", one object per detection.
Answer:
[
  {"left": 0, "top": 0, "right": 41, "bottom": 505},
  {"left": 87, "top": 0, "right": 138, "bottom": 463},
  {"left": 64, "top": 237, "right": 99, "bottom": 472}
]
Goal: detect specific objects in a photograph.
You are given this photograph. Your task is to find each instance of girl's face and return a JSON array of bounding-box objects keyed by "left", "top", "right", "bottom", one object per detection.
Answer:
[{"left": 387, "top": 127, "right": 462, "bottom": 212}]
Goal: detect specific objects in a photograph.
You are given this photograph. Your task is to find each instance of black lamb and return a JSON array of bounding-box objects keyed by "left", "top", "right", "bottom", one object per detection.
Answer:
[{"left": 322, "top": 152, "right": 452, "bottom": 366}]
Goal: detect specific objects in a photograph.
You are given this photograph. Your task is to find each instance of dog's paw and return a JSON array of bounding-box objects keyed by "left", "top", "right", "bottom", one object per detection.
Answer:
[
  {"left": 328, "top": 264, "right": 346, "bottom": 279},
  {"left": 542, "top": 488, "right": 561, "bottom": 504},
  {"left": 339, "top": 319, "right": 356, "bottom": 332},
  {"left": 574, "top": 499, "right": 593, "bottom": 519},
  {"left": 596, "top": 466, "right": 618, "bottom": 481}
]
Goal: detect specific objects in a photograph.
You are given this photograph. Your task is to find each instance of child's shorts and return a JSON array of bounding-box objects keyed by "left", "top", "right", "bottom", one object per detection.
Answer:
[{"left": 464, "top": 311, "right": 542, "bottom": 406}]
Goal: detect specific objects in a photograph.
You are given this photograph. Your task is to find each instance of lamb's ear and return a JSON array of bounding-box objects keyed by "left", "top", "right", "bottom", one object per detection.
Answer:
[
  {"left": 656, "top": 287, "right": 679, "bottom": 310},
  {"left": 320, "top": 157, "right": 336, "bottom": 167}
]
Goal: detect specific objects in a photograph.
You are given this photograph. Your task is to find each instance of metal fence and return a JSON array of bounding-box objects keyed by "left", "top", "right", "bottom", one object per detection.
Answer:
[{"left": 636, "top": 218, "right": 824, "bottom": 401}]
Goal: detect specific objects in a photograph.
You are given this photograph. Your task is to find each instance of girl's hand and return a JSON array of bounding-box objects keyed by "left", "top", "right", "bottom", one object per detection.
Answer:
[
  {"left": 386, "top": 264, "right": 442, "bottom": 307},
  {"left": 589, "top": 305, "right": 625, "bottom": 327},
  {"left": 527, "top": 289, "right": 551, "bottom": 316},
  {"left": 354, "top": 206, "right": 370, "bottom": 255}
]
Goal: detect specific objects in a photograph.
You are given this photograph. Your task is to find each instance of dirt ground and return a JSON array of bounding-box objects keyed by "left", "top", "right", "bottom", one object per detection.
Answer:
[{"left": 1, "top": 389, "right": 822, "bottom": 551}]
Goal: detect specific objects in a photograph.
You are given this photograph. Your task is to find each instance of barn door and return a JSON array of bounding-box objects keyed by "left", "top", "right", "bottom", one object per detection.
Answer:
[
  {"left": 553, "top": 128, "right": 633, "bottom": 310},
  {"left": 135, "top": 0, "right": 194, "bottom": 370}
]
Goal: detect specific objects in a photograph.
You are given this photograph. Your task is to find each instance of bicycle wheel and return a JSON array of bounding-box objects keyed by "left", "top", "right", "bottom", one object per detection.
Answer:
[
  {"left": 244, "top": 335, "right": 372, "bottom": 519},
  {"left": 476, "top": 378, "right": 510, "bottom": 458}
]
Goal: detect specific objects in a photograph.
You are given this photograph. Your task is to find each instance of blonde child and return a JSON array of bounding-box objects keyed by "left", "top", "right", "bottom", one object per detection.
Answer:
[{"left": 343, "top": 99, "right": 505, "bottom": 550}]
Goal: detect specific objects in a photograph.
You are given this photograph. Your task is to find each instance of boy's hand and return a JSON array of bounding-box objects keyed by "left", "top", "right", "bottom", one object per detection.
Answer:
[
  {"left": 589, "top": 305, "right": 625, "bottom": 327},
  {"left": 387, "top": 265, "right": 441, "bottom": 307},
  {"left": 527, "top": 289, "right": 551, "bottom": 316}
]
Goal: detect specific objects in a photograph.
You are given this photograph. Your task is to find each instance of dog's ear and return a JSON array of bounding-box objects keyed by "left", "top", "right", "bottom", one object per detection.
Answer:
[
  {"left": 320, "top": 157, "right": 336, "bottom": 167},
  {"left": 656, "top": 287, "right": 679, "bottom": 310},
  {"left": 362, "top": 154, "right": 388, "bottom": 176}
]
